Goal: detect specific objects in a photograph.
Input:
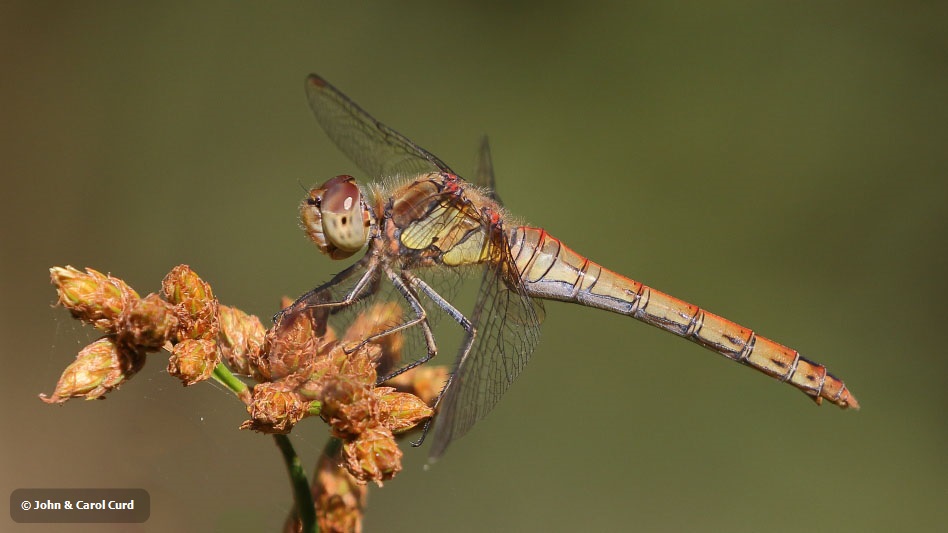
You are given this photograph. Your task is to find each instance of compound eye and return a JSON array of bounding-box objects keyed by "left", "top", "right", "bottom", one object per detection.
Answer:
[
  {"left": 320, "top": 175, "right": 367, "bottom": 252},
  {"left": 321, "top": 176, "right": 359, "bottom": 213}
]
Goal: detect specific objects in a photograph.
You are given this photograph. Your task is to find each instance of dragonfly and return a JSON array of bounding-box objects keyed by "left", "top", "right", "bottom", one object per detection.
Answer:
[{"left": 278, "top": 74, "right": 859, "bottom": 461}]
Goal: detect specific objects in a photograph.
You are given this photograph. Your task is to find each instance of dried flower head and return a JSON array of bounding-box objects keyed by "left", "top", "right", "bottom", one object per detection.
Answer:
[
  {"left": 46, "top": 264, "right": 435, "bottom": 488},
  {"left": 40, "top": 337, "right": 146, "bottom": 403},
  {"left": 218, "top": 305, "right": 266, "bottom": 378},
  {"left": 251, "top": 301, "right": 436, "bottom": 484},
  {"left": 242, "top": 381, "right": 318, "bottom": 434},
  {"left": 168, "top": 338, "right": 221, "bottom": 386},
  {"left": 256, "top": 308, "right": 332, "bottom": 382},
  {"left": 121, "top": 293, "right": 178, "bottom": 350},
  {"left": 343, "top": 425, "right": 403, "bottom": 485},
  {"left": 161, "top": 264, "right": 219, "bottom": 341},
  {"left": 50, "top": 266, "right": 140, "bottom": 333},
  {"left": 384, "top": 365, "right": 450, "bottom": 407},
  {"left": 376, "top": 387, "right": 436, "bottom": 434}
]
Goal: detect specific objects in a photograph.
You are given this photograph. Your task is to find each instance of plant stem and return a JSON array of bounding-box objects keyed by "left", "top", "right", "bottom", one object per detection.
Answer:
[
  {"left": 275, "top": 434, "right": 317, "bottom": 533},
  {"left": 211, "top": 363, "right": 251, "bottom": 404}
]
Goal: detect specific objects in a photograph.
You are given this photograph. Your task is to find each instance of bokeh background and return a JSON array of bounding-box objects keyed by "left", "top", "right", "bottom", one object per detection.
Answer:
[{"left": 3, "top": 2, "right": 946, "bottom": 532}]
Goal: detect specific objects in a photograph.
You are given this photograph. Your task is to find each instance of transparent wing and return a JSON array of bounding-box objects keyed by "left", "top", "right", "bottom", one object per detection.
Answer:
[
  {"left": 428, "top": 225, "right": 545, "bottom": 460},
  {"left": 305, "top": 74, "right": 456, "bottom": 180},
  {"left": 472, "top": 135, "right": 502, "bottom": 204}
]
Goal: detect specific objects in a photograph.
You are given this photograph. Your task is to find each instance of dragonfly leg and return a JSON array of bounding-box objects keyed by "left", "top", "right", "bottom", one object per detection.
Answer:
[
  {"left": 408, "top": 333, "right": 477, "bottom": 448},
  {"left": 272, "top": 257, "right": 380, "bottom": 330},
  {"left": 381, "top": 272, "right": 478, "bottom": 381},
  {"left": 340, "top": 270, "right": 435, "bottom": 358},
  {"left": 402, "top": 273, "right": 478, "bottom": 448},
  {"left": 406, "top": 273, "right": 475, "bottom": 332},
  {"left": 370, "top": 269, "right": 439, "bottom": 384},
  {"left": 343, "top": 312, "right": 430, "bottom": 354}
]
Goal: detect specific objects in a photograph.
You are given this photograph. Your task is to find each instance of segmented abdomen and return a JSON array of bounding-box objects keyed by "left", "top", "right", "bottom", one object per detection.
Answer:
[{"left": 508, "top": 226, "right": 859, "bottom": 409}]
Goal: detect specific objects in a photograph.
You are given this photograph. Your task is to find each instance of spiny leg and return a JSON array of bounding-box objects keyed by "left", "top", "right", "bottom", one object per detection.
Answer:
[
  {"left": 402, "top": 272, "right": 478, "bottom": 448},
  {"left": 370, "top": 269, "right": 439, "bottom": 384},
  {"left": 273, "top": 258, "right": 380, "bottom": 334},
  {"left": 338, "top": 268, "right": 438, "bottom": 361}
]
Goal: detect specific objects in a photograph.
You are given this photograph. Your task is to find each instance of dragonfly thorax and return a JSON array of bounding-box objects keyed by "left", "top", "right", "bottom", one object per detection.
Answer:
[{"left": 300, "top": 175, "right": 372, "bottom": 260}]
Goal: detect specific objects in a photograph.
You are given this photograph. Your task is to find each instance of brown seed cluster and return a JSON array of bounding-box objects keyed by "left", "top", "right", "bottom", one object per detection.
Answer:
[
  {"left": 42, "top": 266, "right": 176, "bottom": 402},
  {"left": 44, "top": 265, "right": 445, "bottom": 489},
  {"left": 257, "top": 302, "right": 435, "bottom": 485}
]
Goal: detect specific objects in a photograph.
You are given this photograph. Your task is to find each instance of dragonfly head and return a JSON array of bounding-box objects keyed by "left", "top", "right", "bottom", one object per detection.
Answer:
[{"left": 300, "top": 175, "right": 371, "bottom": 260}]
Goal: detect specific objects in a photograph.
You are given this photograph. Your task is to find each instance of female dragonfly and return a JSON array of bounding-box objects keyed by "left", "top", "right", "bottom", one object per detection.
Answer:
[{"left": 279, "top": 74, "right": 858, "bottom": 461}]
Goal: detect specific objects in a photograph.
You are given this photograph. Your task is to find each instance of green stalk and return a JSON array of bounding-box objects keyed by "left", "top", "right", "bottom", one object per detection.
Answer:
[
  {"left": 275, "top": 434, "right": 317, "bottom": 533},
  {"left": 210, "top": 363, "right": 251, "bottom": 404}
]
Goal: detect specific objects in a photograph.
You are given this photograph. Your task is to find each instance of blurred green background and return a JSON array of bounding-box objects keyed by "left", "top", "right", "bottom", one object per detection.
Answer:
[{"left": 3, "top": 2, "right": 946, "bottom": 532}]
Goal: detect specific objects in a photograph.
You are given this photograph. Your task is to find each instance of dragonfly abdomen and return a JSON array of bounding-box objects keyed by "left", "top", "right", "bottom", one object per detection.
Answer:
[{"left": 508, "top": 226, "right": 859, "bottom": 410}]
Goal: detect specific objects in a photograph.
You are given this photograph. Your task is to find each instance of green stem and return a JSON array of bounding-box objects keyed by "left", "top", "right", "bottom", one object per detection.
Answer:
[
  {"left": 275, "top": 434, "right": 317, "bottom": 533},
  {"left": 210, "top": 363, "right": 251, "bottom": 403}
]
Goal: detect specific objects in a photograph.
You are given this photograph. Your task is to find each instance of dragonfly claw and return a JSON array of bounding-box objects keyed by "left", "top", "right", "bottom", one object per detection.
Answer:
[{"left": 410, "top": 418, "right": 433, "bottom": 448}]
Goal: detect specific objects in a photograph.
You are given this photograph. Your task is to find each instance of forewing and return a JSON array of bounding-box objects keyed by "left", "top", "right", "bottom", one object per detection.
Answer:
[
  {"left": 472, "top": 135, "right": 503, "bottom": 205},
  {"left": 305, "top": 74, "right": 456, "bottom": 179},
  {"left": 428, "top": 229, "right": 545, "bottom": 460}
]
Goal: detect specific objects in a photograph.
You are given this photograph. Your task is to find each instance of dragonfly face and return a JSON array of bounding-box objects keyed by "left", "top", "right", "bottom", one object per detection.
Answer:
[{"left": 300, "top": 174, "right": 372, "bottom": 260}]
